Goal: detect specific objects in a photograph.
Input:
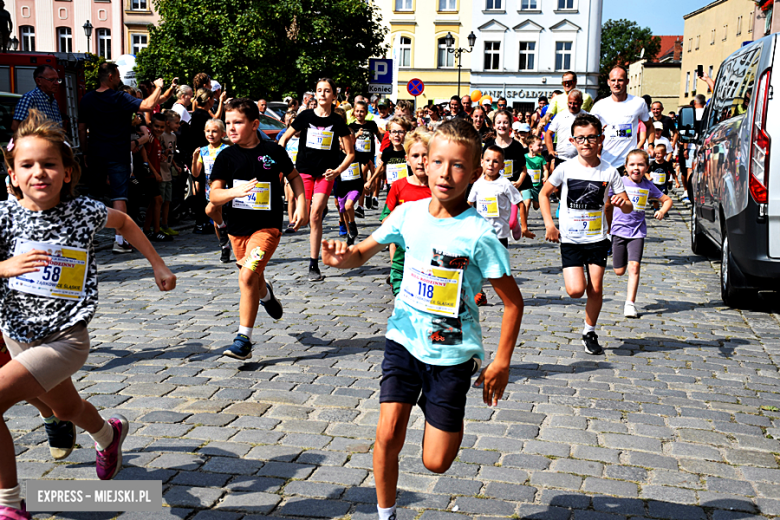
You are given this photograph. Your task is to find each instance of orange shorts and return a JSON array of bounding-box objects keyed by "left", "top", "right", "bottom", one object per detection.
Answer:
[{"left": 229, "top": 228, "right": 281, "bottom": 274}]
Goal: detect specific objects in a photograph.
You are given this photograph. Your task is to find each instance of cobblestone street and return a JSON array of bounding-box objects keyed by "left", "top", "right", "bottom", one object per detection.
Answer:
[{"left": 8, "top": 196, "right": 780, "bottom": 520}]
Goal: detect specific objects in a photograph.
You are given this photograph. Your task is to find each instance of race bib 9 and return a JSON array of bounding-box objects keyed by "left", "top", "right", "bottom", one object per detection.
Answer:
[
  {"left": 399, "top": 257, "right": 463, "bottom": 318},
  {"left": 9, "top": 240, "right": 89, "bottom": 300},
  {"left": 233, "top": 180, "right": 271, "bottom": 211},
  {"left": 501, "top": 160, "right": 513, "bottom": 179},
  {"left": 386, "top": 163, "right": 408, "bottom": 184},
  {"left": 626, "top": 187, "right": 649, "bottom": 212},
  {"left": 356, "top": 137, "right": 371, "bottom": 153},
  {"left": 476, "top": 196, "right": 499, "bottom": 218},
  {"left": 651, "top": 170, "right": 667, "bottom": 185},
  {"left": 306, "top": 129, "right": 334, "bottom": 150},
  {"left": 568, "top": 210, "right": 603, "bottom": 237},
  {"left": 341, "top": 163, "right": 361, "bottom": 181},
  {"left": 529, "top": 168, "right": 542, "bottom": 184}
]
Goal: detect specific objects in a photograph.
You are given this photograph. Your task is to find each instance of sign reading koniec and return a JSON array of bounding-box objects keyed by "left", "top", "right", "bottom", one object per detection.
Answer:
[{"left": 369, "top": 58, "right": 393, "bottom": 95}]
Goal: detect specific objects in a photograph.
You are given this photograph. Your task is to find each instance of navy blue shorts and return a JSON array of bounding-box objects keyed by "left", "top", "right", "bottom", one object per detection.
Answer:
[
  {"left": 379, "top": 338, "right": 474, "bottom": 433},
  {"left": 92, "top": 157, "right": 131, "bottom": 202}
]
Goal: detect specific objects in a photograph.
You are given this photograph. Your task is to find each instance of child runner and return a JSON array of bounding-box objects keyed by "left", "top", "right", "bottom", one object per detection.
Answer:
[
  {"left": 348, "top": 100, "right": 383, "bottom": 217},
  {"left": 191, "top": 118, "right": 232, "bottom": 263},
  {"left": 279, "top": 78, "right": 354, "bottom": 282},
  {"left": 0, "top": 111, "right": 176, "bottom": 517},
  {"left": 611, "top": 149, "right": 673, "bottom": 318},
  {"left": 210, "top": 99, "right": 307, "bottom": 360},
  {"left": 539, "top": 113, "right": 633, "bottom": 355},
  {"left": 321, "top": 119, "right": 523, "bottom": 520},
  {"left": 516, "top": 135, "right": 549, "bottom": 238},
  {"left": 647, "top": 143, "right": 674, "bottom": 209},
  {"left": 381, "top": 127, "right": 431, "bottom": 296},
  {"left": 468, "top": 146, "right": 522, "bottom": 305},
  {"left": 366, "top": 117, "right": 410, "bottom": 191},
  {"left": 140, "top": 113, "right": 172, "bottom": 242},
  {"left": 159, "top": 110, "right": 181, "bottom": 237},
  {"left": 281, "top": 110, "right": 301, "bottom": 233}
]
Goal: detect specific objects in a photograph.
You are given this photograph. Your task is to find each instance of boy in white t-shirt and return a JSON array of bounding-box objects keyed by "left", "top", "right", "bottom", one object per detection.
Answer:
[
  {"left": 539, "top": 113, "right": 633, "bottom": 355},
  {"left": 468, "top": 145, "right": 522, "bottom": 305}
]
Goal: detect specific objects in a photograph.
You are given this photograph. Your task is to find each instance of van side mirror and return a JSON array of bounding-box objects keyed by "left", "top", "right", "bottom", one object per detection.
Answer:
[{"left": 677, "top": 106, "right": 697, "bottom": 142}]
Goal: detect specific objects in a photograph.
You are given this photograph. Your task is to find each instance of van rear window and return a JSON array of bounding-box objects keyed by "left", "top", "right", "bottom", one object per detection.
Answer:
[{"left": 710, "top": 46, "right": 761, "bottom": 125}]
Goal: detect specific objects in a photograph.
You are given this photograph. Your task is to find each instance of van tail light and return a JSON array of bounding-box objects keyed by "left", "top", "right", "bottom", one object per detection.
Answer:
[{"left": 749, "top": 68, "right": 771, "bottom": 204}]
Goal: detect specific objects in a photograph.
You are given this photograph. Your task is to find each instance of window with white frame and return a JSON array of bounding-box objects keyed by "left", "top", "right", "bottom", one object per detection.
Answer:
[
  {"left": 131, "top": 33, "right": 148, "bottom": 55},
  {"left": 131, "top": 0, "right": 148, "bottom": 10},
  {"left": 395, "top": 0, "right": 412, "bottom": 10},
  {"left": 57, "top": 27, "right": 72, "bottom": 53},
  {"left": 97, "top": 28, "right": 111, "bottom": 60},
  {"left": 557, "top": 0, "right": 575, "bottom": 10},
  {"left": 438, "top": 38, "right": 454, "bottom": 68},
  {"left": 520, "top": 0, "right": 538, "bottom": 9},
  {"left": 723, "top": 25, "right": 728, "bottom": 41},
  {"left": 711, "top": 29, "right": 715, "bottom": 44},
  {"left": 685, "top": 72, "right": 690, "bottom": 95},
  {"left": 519, "top": 41, "right": 536, "bottom": 70},
  {"left": 737, "top": 16, "right": 742, "bottom": 36},
  {"left": 484, "top": 41, "right": 500, "bottom": 70},
  {"left": 438, "top": 0, "right": 456, "bottom": 10},
  {"left": 687, "top": 38, "right": 692, "bottom": 52},
  {"left": 749, "top": 10, "right": 754, "bottom": 32},
  {"left": 486, "top": 0, "right": 502, "bottom": 9},
  {"left": 399, "top": 36, "right": 411, "bottom": 67},
  {"left": 555, "top": 41, "right": 572, "bottom": 70},
  {"left": 696, "top": 35, "right": 700, "bottom": 49},
  {"left": 20, "top": 26, "right": 35, "bottom": 52}
]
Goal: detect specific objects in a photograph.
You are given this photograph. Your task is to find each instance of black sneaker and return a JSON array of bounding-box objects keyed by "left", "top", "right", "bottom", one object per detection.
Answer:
[
  {"left": 220, "top": 247, "right": 232, "bottom": 264},
  {"left": 193, "top": 224, "right": 207, "bottom": 234},
  {"left": 355, "top": 206, "right": 365, "bottom": 219},
  {"left": 372, "top": 196, "right": 379, "bottom": 209},
  {"left": 582, "top": 331, "right": 604, "bottom": 355},
  {"left": 151, "top": 232, "right": 174, "bottom": 242},
  {"left": 284, "top": 225, "right": 296, "bottom": 234},
  {"left": 347, "top": 222, "right": 358, "bottom": 246},
  {"left": 223, "top": 334, "right": 252, "bottom": 360},
  {"left": 44, "top": 419, "right": 76, "bottom": 460},
  {"left": 216, "top": 225, "right": 229, "bottom": 248},
  {"left": 260, "top": 281, "right": 283, "bottom": 320},
  {"left": 308, "top": 264, "right": 324, "bottom": 282}
]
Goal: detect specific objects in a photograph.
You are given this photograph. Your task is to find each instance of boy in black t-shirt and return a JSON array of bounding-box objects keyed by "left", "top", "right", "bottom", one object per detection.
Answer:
[{"left": 210, "top": 98, "right": 308, "bottom": 360}]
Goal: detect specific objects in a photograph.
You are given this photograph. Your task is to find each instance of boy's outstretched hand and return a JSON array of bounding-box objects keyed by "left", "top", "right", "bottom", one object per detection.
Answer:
[
  {"left": 153, "top": 266, "right": 177, "bottom": 291},
  {"left": 322, "top": 239, "right": 351, "bottom": 267},
  {"left": 474, "top": 362, "right": 509, "bottom": 406}
]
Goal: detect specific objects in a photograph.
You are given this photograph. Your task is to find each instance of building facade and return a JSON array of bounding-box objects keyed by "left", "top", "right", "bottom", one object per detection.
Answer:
[
  {"left": 375, "top": 0, "right": 475, "bottom": 106},
  {"left": 469, "top": 0, "right": 602, "bottom": 113},
  {"left": 5, "top": 0, "right": 158, "bottom": 59},
  {"left": 679, "top": 0, "right": 756, "bottom": 107},
  {"left": 627, "top": 37, "right": 682, "bottom": 110}
]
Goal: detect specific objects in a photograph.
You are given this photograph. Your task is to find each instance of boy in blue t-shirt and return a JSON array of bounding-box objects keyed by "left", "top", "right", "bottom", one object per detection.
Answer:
[{"left": 322, "top": 119, "right": 524, "bottom": 520}]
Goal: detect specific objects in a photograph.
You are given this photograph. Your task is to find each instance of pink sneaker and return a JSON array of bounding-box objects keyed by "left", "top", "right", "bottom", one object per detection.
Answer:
[
  {"left": 511, "top": 223, "right": 522, "bottom": 241},
  {"left": 95, "top": 414, "right": 128, "bottom": 480},
  {"left": 0, "top": 500, "right": 31, "bottom": 520}
]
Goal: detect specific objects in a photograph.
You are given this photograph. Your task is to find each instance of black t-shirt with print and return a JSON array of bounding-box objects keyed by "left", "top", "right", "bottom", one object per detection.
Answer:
[
  {"left": 648, "top": 159, "right": 675, "bottom": 186},
  {"left": 483, "top": 138, "right": 528, "bottom": 183},
  {"left": 210, "top": 140, "right": 294, "bottom": 236},
  {"left": 291, "top": 109, "right": 351, "bottom": 177},
  {"left": 381, "top": 148, "right": 408, "bottom": 181},
  {"left": 349, "top": 121, "right": 379, "bottom": 164}
]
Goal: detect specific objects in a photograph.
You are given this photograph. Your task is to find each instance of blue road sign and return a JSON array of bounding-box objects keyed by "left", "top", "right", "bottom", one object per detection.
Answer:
[
  {"left": 407, "top": 78, "right": 424, "bottom": 97},
  {"left": 369, "top": 59, "right": 393, "bottom": 84}
]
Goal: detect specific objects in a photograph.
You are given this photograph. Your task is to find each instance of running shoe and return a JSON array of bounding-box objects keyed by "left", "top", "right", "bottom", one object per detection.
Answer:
[
  {"left": 347, "top": 222, "right": 358, "bottom": 246},
  {"left": 284, "top": 225, "right": 296, "bottom": 234},
  {"left": 193, "top": 224, "right": 207, "bottom": 234},
  {"left": 220, "top": 247, "right": 232, "bottom": 264},
  {"left": 161, "top": 227, "right": 179, "bottom": 236},
  {"left": 0, "top": 500, "right": 31, "bottom": 520},
  {"left": 95, "top": 414, "right": 129, "bottom": 480},
  {"left": 624, "top": 302, "right": 638, "bottom": 318},
  {"left": 475, "top": 292, "right": 488, "bottom": 306},
  {"left": 260, "top": 281, "right": 283, "bottom": 320},
  {"left": 223, "top": 334, "right": 252, "bottom": 360},
  {"left": 582, "top": 331, "right": 604, "bottom": 355},
  {"left": 44, "top": 419, "right": 76, "bottom": 460},
  {"left": 339, "top": 223, "right": 348, "bottom": 236},
  {"left": 216, "top": 225, "right": 229, "bottom": 247},
  {"left": 308, "top": 264, "right": 324, "bottom": 282},
  {"left": 355, "top": 206, "right": 365, "bottom": 219},
  {"left": 112, "top": 241, "right": 133, "bottom": 254},
  {"left": 372, "top": 196, "right": 379, "bottom": 209},
  {"left": 150, "top": 232, "right": 174, "bottom": 242}
]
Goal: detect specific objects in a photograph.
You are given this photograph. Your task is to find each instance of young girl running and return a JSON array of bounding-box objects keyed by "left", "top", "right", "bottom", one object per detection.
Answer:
[
  {"left": 348, "top": 101, "right": 383, "bottom": 217},
  {"left": 280, "top": 78, "right": 354, "bottom": 281},
  {"left": 0, "top": 111, "right": 176, "bottom": 518},
  {"left": 366, "top": 117, "right": 410, "bottom": 193},
  {"left": 609, "top": 149, "right": 673, "bottom": 318},
  {"left": 191, "top": 118, "right": 231, "bottom": 263}
]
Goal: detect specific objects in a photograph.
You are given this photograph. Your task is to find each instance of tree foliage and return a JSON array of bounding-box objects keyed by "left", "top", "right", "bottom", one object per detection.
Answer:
[
  {"left": 599, "top": 19, "right": 661, "bottom": 98},
  {"left": 135, "top": 0, "right": 388, "bottom": 100},
  {"left": 83, "top": 53, "right": 107, "bottom": 92}
]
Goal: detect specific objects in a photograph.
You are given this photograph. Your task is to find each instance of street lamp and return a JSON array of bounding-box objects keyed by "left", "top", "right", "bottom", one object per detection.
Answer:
[
  {"left": 83, "top": 20, "right": 93, "bottom": 53},
  {"left": 9, "top": 36, "right": 18, "bottom": 51},
  {"left": 446, "top": 31, "right": 476, "bottom": 96}
]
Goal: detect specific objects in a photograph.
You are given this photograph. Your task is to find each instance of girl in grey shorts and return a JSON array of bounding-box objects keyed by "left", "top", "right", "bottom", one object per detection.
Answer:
[{"left": 0, "top": 110, "right": 177, "bottom": 518}]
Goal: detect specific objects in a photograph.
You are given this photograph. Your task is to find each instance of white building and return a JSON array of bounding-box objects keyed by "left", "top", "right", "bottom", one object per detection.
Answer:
[{"left": 470, "top": 0, "right": 602, "bottom": 112}]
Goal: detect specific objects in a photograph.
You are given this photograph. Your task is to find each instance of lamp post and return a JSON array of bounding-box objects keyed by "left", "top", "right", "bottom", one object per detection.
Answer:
[
  {"left": 445, "top": 31, "right": 476, "bottom": 97},
  {"left": 83, "top": 20, "right": 93, "bottom": 53},
  {"left": 9, "top": 36, "right": 18, "bottom": 51}
]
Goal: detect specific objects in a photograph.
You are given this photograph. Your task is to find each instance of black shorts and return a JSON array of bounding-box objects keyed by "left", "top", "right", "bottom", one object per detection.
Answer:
[
  {"left": 560, "top": 239, "right": 610, "bottom": 269},
  {"left": 612, "top": 236, "right": 644, "bottom": 269},
  {"left": 379, "top": 338, "right": 474, "bottom": 433},
  {"left": 653, "top": 183, "right": 667, "bottom": 196}
]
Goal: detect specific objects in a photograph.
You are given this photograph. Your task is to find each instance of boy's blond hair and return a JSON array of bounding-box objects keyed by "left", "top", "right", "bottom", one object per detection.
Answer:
[
  {"left": 430, "top": 119, "right": 481, "bottom": 168},
  {"left": 205, "top": 118, "right": 225, "bottom": 133},
  {"left": 654, "top": 143, "right": 667, "bottom": 153},
  {"left": 387, "top": 116, "right": 411, "bottom": 133},
  {"left": 163, "top": 109, "right": 181, "bottom": 124},
  {"left": 403, "top": 127, "right": 431, "bottom": 155}
]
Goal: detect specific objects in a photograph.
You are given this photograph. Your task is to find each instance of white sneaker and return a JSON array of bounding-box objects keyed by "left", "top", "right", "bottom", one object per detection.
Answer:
[{"left": 624, "top": 301, "right": 638, "bottom": 318}]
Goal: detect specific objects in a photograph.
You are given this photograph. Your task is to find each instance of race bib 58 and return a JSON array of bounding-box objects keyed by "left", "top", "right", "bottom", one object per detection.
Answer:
[{"left": 10, "top": 240, "right": 89, "bottom": 300}]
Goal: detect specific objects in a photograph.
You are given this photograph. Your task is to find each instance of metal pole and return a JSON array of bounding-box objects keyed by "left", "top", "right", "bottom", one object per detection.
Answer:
[{"left": 457, "top": 52, "right": 462, "bottom": 97}]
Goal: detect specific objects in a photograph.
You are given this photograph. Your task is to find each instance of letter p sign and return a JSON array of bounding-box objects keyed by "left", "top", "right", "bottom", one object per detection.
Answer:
[
  {"left": 373, "top": 62, "right": 387, "bottom": 81},
  {"left": 369, "top": 59, "right": 393, "bottom": 84}
]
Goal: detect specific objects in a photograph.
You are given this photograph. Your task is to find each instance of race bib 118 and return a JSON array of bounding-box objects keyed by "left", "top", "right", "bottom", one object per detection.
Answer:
[
  {"left": 399, "top": 256, "right": 463, "bottom": 318},
  {"left": 9, "top": 240, "right": 89, "bottom": 300}
]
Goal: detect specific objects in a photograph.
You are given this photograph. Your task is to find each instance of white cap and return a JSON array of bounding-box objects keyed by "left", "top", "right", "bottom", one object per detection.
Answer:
[
  {"left": 512, "top": 121, "right": 522, "bottom": 130},
  {"left": 516, "top": 123, "right": 531, "bottom": 132},
  {"left": 653, "top": 121, "right": 664, "bottom": 130},
  {"left": 210, "top": 79, "right": 222, "bottom": 91}
]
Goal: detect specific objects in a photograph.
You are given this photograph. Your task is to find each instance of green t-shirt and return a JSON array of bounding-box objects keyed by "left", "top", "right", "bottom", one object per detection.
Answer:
[{"left": 524, "top": 154, "right": 547, "bottom": 187}]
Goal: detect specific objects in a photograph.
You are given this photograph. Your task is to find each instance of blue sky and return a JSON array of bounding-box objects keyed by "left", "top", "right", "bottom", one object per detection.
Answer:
[{"left": 602, "top": 0, "right": 693, "bottom": 36}]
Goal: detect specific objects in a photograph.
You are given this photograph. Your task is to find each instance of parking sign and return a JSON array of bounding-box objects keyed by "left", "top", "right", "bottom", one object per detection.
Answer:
[{"left": 369, "top": 59, "right": 393, "bottom": 84}]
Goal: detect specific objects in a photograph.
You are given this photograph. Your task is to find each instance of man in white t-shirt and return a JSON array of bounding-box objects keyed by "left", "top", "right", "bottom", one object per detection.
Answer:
[
  {"left": 590, "top": 66, "right": 654, "bottom": 171},
  {"left": 546, "top": 89, "right": 589, "bottom": 167},
  {"left": 539, "top": 113, "right": 633, "bottom": 356}
]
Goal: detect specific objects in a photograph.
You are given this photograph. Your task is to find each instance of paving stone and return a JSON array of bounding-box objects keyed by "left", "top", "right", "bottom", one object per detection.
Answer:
[
  {"left": 530, "top": 472, "right": 583, "bottom": 490},
  {"left": 515, "top": 504, "right": 573, "bottom": 520},
  {"left": 215, "top": 492, "right": 282, "bottom": 514},
  {"left": 452, "top": 497, "right": 515, "bottom": 516},
  {"left": 582, "top": 478, "right": 638, "bottom": 498},
  {"left": 283, "top": 481, "right": 345, "bottom": 499},
  {"left": 538, "top": 489, "right": 591, "bottom": 509},
  {"left": 277, "top": 497, "right": 350, "bottom": 517},
  {"left": 163, "top": 486, "right": 224, "bottom": 508},
  {"left": 641, "top": 485, "right": 698, "bottom": 504},
  {"left": 433, "top": 477, "right": 483, "bottom": 496}
]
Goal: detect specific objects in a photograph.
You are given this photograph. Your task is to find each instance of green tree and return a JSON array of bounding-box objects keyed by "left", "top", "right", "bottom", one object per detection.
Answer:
[
  {"left": 135, "top": 0, "right": 388, "bottom": 101},
  {"left": 83, "top": 53, "right": 107, "bottom": 91},
  {"left": 599, "top": 19, "right": 661, "bottom": 98}
]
